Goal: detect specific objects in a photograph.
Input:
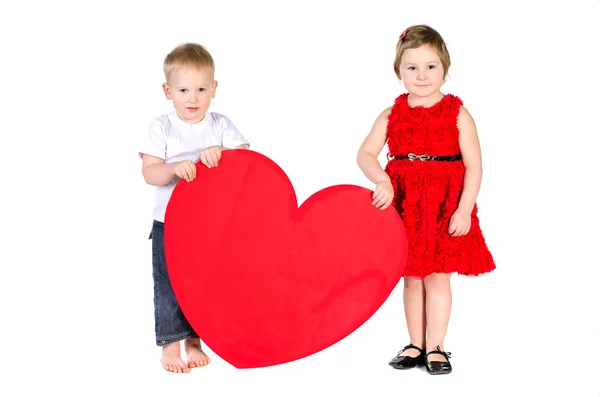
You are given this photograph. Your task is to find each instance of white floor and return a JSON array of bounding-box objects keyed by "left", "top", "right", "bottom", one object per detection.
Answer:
[{"left": 8, "top": 249, "right": 597, "bottom": 397}]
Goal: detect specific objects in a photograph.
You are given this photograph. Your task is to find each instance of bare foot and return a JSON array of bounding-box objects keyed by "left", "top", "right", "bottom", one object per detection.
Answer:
[
  {"left": 161, "top": 342, "right": 190, "bottom": 373},
  {"left": 185, "top": 338, "right": 211, "bottom": 368}
]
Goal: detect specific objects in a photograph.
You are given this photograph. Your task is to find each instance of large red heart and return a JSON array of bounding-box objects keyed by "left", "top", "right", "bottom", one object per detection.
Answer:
[{"left": 164, "top": 150, "right": 407, "bottom": 368}]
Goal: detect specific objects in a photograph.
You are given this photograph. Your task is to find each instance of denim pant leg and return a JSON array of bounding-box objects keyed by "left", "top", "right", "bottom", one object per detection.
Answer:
[{"left": 152, "top": 220, "right": 198, "bottom": 346}]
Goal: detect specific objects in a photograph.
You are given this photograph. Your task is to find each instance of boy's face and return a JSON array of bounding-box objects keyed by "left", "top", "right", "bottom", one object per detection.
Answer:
[
  {"left": 399, "top": 46, "right": 445, "bottom": 99},
  {"left": 163, "top": 66, "right": 218, "bottom": 124}
]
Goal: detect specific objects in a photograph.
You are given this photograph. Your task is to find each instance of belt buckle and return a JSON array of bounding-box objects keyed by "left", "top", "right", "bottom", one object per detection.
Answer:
[{"left": 408, "top": 153, "right": 431, "bottom": 162}]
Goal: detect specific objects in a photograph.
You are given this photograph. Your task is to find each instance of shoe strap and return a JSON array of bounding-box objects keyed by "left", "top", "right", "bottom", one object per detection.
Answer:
[
  {"left": 426, "top": 345, "right": 451, "bottom": 360},
  {"left": 399, "top": 343, "right": 424, "bottom": 355}
]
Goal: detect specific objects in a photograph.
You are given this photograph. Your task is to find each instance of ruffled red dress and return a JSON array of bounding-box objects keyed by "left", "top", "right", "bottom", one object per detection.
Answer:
[{"left": 385, "top": 93, "right": 495, "bottom": 279}]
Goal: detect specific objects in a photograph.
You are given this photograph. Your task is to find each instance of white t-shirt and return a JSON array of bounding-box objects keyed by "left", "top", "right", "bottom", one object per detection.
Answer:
[{"left": 139, "top": 111, "right": 250, "bottom": 222}]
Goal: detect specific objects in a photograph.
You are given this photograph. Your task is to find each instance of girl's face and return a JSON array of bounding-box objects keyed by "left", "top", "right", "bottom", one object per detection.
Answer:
[
  {"left": 399, "top": 46, "right": 445, "bottom": 99},
  {"left": 162, "top": 66, "right": 218, "bottom": 124}
]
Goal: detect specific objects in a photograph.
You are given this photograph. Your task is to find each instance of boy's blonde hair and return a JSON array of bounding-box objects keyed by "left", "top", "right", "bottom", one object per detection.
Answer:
[
  {"left": 163, "top": 43, "right": 215, "bottom": 82},
  {"left": 393, "top": 25, "right": 451, "bottom": 80}
]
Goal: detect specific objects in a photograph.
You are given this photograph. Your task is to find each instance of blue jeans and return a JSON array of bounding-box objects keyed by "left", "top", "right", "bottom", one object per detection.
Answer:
[{"left": 151, "top": 220, "right": 198, "bottom": 346}]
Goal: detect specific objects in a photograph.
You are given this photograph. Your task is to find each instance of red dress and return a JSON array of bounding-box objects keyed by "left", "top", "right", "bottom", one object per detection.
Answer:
[{"left": 385, "top": 93, "right": 495, "bottom": 279}]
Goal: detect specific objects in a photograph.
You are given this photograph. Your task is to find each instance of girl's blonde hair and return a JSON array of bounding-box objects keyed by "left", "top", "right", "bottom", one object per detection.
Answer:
[
  {"left": 393, "top": 25, "right": 451, "bottom": 80},
  {"left": 163, "top": 43, "right": 215, "bottom": 82}
]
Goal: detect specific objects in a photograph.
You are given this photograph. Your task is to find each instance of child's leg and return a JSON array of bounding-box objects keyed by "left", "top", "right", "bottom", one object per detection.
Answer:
[
  {"left": 161, "top": 341, "right": 188, "bottom": 373},
  {"left": 152, "top": 220, "right": 202, "bottom": 373},
  {"left": 402, "top": 276, "right": 427, "bottom": 356},
  {"left": 184, "top": 338, "right": 211, "bottom": 368},
  {"left": 423, "top": 273, "right": 452, "bottom": 359}
]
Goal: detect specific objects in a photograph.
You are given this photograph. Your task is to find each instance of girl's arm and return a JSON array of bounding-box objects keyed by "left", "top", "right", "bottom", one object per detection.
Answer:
[
  {"left": 357, "top": 107, "right": 392, "bottom": 184},
  {"left": 456, "top": 106, "right": 483, "bottom": 213},
  {"left": 357, "top": 107, "right": 394, "bottom": 210}
]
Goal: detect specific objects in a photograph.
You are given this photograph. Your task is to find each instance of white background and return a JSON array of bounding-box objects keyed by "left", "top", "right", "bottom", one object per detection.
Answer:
[{"left": 1, "top": 0, "right": 599, "bottom": 396}]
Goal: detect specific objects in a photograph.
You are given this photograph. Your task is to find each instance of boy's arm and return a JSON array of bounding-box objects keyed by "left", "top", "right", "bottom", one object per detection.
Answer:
[
  {"left": 142, "top": 154, "right": 176, "bottom": 186},
  {"left": 219, "top": 143, "right": 249, "bottom": 151},
  {"left": 219, "top": 115, "right": 250, "bottom": 150},
  {"left": 142, "top": 154, "right": 196, "bottom": 184}
]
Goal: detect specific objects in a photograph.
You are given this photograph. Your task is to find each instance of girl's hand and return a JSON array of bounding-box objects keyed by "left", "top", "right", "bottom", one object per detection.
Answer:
[
  {"left": 199, "top": 146, "right": 223, "bottom": 168},
  {"left": 372, "top": 179, "right": 394, "bottom": 210},
  {"left": 173, "top": 160, "right": 197, "bottom": 182},
  {"left": 448, "top": 209, "right": 471, "bottom": 236}
]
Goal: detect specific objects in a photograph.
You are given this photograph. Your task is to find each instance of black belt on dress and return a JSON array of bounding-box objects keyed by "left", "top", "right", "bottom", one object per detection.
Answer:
[{"left": 387, "top": 153, "right": 462, "bottom": 162}]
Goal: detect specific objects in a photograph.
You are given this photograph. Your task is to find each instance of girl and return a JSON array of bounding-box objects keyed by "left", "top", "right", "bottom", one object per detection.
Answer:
[{"left": 356, "top": 25, "right": 495, "bottom": 375}]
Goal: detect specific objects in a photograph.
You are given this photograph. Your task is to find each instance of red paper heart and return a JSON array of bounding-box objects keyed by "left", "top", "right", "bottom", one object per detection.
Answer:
[{"left": 164, "top": 150, "right": 407, "bottom": 368}]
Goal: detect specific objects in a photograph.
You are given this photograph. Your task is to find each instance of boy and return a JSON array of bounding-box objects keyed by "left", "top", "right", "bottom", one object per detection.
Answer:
[{"left": 139, "top": 43, "right": 249, "bottom": 373}]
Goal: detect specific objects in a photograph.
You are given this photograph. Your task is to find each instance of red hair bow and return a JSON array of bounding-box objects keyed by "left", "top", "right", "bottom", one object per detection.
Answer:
[{"left": 399, "top": 28, "right": 409, "bottom": 40}]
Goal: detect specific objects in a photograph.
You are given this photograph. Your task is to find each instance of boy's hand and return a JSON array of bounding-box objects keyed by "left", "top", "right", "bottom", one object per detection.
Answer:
[
  {"left": 372, "top": 179, "right": 394, "bottom": 210},
  {"left": 448, "top": 209, "right": 471, "bottom": 236},
  {"left": 199, "top": 146, "right": 223, "bottom": 168},
  {"left": 173, "top": 160, "right": 197, "bottom": 182}
]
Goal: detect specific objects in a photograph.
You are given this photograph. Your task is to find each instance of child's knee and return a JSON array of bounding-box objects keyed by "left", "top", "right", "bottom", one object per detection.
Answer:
[
  {"left": 404, "top": 276, "right": 424, "bottom": 290},
  {"left": 423, "top": 273, "right": 451, "bottom": 291}
]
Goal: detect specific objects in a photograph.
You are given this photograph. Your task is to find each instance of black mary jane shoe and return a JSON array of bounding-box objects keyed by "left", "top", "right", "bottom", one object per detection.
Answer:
[
  {"left": 425, "top": 345, "right": 452, "bottom": 375},
  {"left": 388, "top": 343, "right": 425, "bottom": 369}
]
